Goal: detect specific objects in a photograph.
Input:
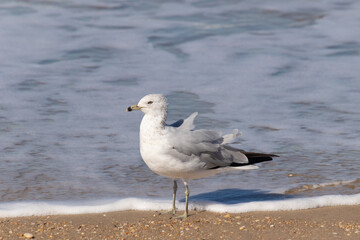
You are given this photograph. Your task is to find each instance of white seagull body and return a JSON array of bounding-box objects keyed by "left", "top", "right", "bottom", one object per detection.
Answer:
[
  {"left": 140, "top": 112, "right": 257, "bottom": 180},
  {"left": 127, "top": 94, "right": 277, "bottom": 218}
]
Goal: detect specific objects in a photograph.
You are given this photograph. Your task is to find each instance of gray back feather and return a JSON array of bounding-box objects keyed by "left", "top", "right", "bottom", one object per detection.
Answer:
[{"left": 166, "top": 112, "right": 248, "bottom": 169}]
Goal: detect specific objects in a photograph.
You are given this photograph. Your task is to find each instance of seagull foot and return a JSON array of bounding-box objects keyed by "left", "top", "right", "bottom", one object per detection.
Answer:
[
  {"left": 173, "top": 212, "right": 188, "bottom": 220},
  {"left": 161, "top": 208, "right": 176, "bottom": 215}
]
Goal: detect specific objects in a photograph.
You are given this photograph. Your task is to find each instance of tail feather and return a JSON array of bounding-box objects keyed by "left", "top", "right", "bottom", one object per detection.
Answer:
[
  {"left": 208, "top": 146, "right": 279, "bottom": 169},
  {"left": 228, "top": 151, "right": 278, "bottom": 167}
]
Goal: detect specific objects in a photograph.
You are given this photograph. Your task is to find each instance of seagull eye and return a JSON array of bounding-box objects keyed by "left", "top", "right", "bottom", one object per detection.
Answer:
[{"left": 147, "top": 101, "right": 153, "bottom": 104}]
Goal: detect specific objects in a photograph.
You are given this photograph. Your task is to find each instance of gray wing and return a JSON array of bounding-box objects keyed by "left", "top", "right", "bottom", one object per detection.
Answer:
[{"left": 166, "top": 117, "right": 247, "bottom": 169}]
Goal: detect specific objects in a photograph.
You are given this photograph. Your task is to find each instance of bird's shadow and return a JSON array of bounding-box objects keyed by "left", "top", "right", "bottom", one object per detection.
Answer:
[{"left": 179, "top": 188, "right": 293, "bottom": 204}]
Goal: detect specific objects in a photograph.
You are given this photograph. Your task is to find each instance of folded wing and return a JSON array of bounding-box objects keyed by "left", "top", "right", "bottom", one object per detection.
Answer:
[{"left": 166, "top": 112, "right": 277, "bottom": 170}]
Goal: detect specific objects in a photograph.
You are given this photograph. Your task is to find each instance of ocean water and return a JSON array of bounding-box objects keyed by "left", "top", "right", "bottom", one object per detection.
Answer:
[{"left": 0, "top": 0, "right": 359, "bottom": 217}]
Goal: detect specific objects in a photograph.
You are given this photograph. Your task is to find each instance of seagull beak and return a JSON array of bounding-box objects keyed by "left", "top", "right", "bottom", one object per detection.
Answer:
[{"left": 126, "top": 104, "right": 141, "bottom": 112}]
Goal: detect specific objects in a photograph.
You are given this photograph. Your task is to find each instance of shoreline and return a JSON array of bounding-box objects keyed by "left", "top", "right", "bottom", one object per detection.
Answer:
[{"left": 0, "top": 205, "right": 359, "bottom": 239}]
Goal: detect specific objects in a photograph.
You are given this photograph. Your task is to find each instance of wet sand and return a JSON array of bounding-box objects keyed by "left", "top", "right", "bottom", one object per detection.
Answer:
[{"left": 0, "top": 205, "right": 359, "bottom": 239}]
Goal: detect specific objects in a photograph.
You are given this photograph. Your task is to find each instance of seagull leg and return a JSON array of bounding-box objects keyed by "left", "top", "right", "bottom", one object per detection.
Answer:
[
  {"left": 171, "top": 180, "right": 177, "bottom": 214},
  {"left": 174, "top": 181, "right": 189, "bottom": 219},
  {"left": 184, "top": 182, "right": 189, "bottom": 217},
  {"left": 161, "top": 180, "right": 177, "bottom": 215}
]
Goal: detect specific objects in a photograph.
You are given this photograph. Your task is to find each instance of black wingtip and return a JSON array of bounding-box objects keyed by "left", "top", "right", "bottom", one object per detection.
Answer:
[{"left": 243, "top": 152, "right": 278, "bottom": 164}]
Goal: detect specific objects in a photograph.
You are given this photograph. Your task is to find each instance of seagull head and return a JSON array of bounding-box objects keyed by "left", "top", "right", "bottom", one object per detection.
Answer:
[{"left": 126, "top": 94, "right": 168, "bottom": 115}]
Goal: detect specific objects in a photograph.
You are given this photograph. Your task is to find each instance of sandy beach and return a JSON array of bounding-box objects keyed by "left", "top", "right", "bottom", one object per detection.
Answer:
[{"left": 0, "top": 205, "right": 359, "bottom": 240}]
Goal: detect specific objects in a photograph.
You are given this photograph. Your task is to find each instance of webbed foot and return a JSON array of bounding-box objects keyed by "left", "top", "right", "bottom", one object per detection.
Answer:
[
  {"left": 161, "top": 208, "right": 176, "bottom": 215},
  {"left": 173, "top": 212, "right": 188, "bottom": 220}
]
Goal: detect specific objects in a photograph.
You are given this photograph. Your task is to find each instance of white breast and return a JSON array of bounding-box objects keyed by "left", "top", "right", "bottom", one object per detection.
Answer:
[{"left": 138, "top": 113, "right": 222, "bottom": 180}]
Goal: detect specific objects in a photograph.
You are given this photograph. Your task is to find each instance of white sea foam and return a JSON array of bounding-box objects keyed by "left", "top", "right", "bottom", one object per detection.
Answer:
[{"left": 0, "top": 194, "right": 359, "bottom": 218}]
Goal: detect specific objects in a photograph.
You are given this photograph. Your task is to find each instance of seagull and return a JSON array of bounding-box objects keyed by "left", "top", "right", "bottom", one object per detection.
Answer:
[{"left": 126, "top": 94, "right": 278, "bottom": 219}]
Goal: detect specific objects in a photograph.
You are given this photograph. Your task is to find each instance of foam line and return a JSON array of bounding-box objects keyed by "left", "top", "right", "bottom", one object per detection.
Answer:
[{"left": 0, "top": 193, "right": 359, "bottom": 218}]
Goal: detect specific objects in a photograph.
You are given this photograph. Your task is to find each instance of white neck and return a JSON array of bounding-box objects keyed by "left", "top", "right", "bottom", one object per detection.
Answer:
[{"left": 140, "top": 112, "right": 167, "bottom": 140}]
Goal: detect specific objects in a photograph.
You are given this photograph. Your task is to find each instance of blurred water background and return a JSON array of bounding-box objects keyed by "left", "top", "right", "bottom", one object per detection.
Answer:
[{"left": 0, "top": 0, "right": 359, "bottom": 208}]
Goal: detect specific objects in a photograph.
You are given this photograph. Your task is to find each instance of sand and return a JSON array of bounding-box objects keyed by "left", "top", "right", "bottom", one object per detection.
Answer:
[{"left": 0, "top": 205, "right": 359, "bottom": 240}]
